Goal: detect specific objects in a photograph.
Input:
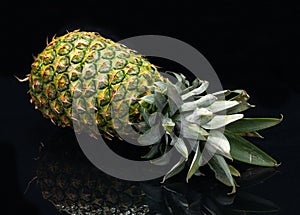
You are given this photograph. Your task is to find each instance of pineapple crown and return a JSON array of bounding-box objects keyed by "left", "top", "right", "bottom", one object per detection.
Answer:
[{"left": 129, "top": 72, "right": 282, "bottom": 194}]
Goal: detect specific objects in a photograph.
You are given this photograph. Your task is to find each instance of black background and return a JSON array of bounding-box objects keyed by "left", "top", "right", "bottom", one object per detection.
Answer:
[{"left": 1, "top": 3, "right": 299, "bottom": 214}]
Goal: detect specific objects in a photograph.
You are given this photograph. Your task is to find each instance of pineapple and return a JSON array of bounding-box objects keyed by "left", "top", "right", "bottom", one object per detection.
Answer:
[{"left": 25, "top": 30, "right": 282, "bottom": 193}]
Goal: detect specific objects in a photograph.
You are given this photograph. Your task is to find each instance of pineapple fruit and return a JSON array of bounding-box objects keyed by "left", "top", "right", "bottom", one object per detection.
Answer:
[{"left": 25, "top": 30, "right": 282, "bottom": 193}]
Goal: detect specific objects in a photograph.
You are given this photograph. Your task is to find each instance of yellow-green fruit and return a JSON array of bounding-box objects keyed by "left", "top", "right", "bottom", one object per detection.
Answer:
[{"left": 29, "top": 30, "right": 163, "bottom": 137}]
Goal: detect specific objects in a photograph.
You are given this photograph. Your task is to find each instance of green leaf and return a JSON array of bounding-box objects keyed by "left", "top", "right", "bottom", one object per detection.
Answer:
[
  {"left": 150, "top": 151, "right": 172, "bottom": 166},
  {"left": 226, "top": 116, "right": 283, "bottom": 133},
  {"left": 206, "top": 130, "right": 232, "bottom": 160},
  {"left": 182, "top": 123, "right": 208, "bottom": 140},
  {"left": 173, "top": 137, "right": 189, "bottom": 160},
  {"left": 206, "top": 100, "right": 239, "bottom": 113},
  {"left": 181, "top": 81, "right": 209, "bottom": 100},
  {"left": 138, "top": 124, "right": 164, "bottom": 146},
  {"left": 162, "top": 117, "right": 175, "bottom": 134},
  {"left": 166, "top": 82, "right": 183, "bottom": 116},
  {"left": 140, "top": 94, "right": 155, "bottom": 104},
  {"left": 202, "top": 114, "right": 244, "bottom": 130},
  {"left": 154, "top": 91, "right": 167, "bottom": 112},
  {"left": 208, "top": 154, "right": 236, "bottom": 194},
  {"left": 162, "top": 157, "right": 186, "bottom": 183},
  {"left": 185, "top": 108, "right": 214, "bottom": 126},
  {"left": 186, "top": 143, "right": 201, "bottom": 182},
  {"left": 229, "top": 165, "right": 241, "bottom": 177},
  {"left": 140, "top": 107, "right": 150, "bottom": 126},
  {"left": 148, "top": 112, "right": 162, "bottom": 127},
  {"left": 141, "top": 144, "right": 160, "bottom": 159},
  {"left": 181, "top": 94, "right": 217, "bottom": 112},
  {"left": 236, "top": 131, "right": 264, "bottom": 138},
  {"left": 225, "top": 132, "right": 278, "bottom": 167},
  {"left": 227, "top": 90, "right": 255, "bottom": 114}
]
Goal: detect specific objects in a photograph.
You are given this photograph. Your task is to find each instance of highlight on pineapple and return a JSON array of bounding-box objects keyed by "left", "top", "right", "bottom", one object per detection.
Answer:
[{"left": 22, "top": 30, "right": 283, "bottom": 193}]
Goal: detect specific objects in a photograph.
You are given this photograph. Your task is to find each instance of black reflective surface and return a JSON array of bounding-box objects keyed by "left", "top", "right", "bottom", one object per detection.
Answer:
[{"left": 2, "top": 4, "right": 300, "bottom": 214}]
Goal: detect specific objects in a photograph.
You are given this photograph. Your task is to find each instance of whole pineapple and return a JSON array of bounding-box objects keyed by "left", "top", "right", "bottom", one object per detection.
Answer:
[
  {"left": 29, "top": 30, "right": 164, "bottom": 137},
  {"left": 26, "top": 30, "right": 282, "bottom": 193}
]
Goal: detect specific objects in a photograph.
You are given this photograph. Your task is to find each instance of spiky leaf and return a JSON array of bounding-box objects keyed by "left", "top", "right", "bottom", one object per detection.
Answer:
[
  {"left": 226, "top": 117, "right": 283, "bottom": 133},
  {"left": 225, "top": 132, "right": 278, "bottom": 167},
  {"left": 162, "top": 157, "right": 186, "bottom": 183},
  {"left": 206, "top": 130, "right": 232, "bottom": 160},
  {"left": 202, "top": 114, "right": 244, "bottom": 130},
  {"left": 208, "top": 154, "right": 236, "bottom": 194},
  {"left": 138, "top": 124, "right": 164, "bottom": 146},
  {"left": 186, "top": 143, "right": 201, "bottom": 182}
]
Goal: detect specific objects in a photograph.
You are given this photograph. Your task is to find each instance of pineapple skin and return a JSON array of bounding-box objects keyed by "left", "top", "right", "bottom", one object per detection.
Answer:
[{"left": 29, "top": 30, "right": 163, "bottom": 136}]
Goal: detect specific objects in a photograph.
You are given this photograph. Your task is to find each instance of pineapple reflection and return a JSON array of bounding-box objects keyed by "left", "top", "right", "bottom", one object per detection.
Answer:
[{"left": 36, "top": 131, "right": 279, "bottom": 215}]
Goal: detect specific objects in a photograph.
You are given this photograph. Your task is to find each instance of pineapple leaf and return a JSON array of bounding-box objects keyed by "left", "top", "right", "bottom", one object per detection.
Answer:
[
  {"left": 142, "top": 144, "right": 160, "bottom": 159},
  {"left": 225, "top": 132, "right": 278, "bottom": 167},
  {"left": 208, "top": 154, "right": 236, "bottom": 194},
  {"left": 154, "top": 91, "right": 168, "bottom": 112},
  {"left": 166, "top": 82, "right": 183, "bottom": 116},
  {"left": 181, "top": 94, "right": 217, "bottom": 112},
  {"left": 138, "top": 124, "right": 164, "bottom": 146},
  {"left": 226, "top": 116, "right": 283, "bottom": 133},
  {"left": 182, "top": 123, "right": 208, "bottom": 140},
  {"left": 172, "top": 137, "right": 189, "bottom": 160},
  {"left": 185, "top": 108, "right": 214, "bottom": 126},
  {"left": 202, "top": 114, "right": 244, "bottom": 130},
  {"left": 186, "top": 143, "right": 201, "bottom": 182},
  {"left": 140, "top": 94, "right": 155, "bottom": 104},
  {"left": 162, "top": 157, "right": 186, "bottom": 183},
  {"left": 228, "top": 165, "right": 241, "bottom": 177},
  {"left": 162, "top": 117, "right": 175, "bottom": 135},
  {"left": 206, "top": 100, "right": 239, "bottom": 113},
  {"left": 181, "top": 81, "right": 209, "bottom": 100},
  {"left": 206, "top": 130, "right": 232, "bottom": 160},
  {"left": 150, "top": 151, "right": 172, "bottom": 166},
  {"left": 236, "top": 131, "right": 264, "bottom": 138},
  {"left": 227, "top": 90, "right": 255, "bottom": 114}
]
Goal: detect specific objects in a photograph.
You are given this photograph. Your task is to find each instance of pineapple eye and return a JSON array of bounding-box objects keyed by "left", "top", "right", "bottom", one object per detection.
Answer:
[
  {"left": 57, "top": 43, "right": 73, "bottom": 56},
  {"left": 31, "top": 59, "right": 42, "bottom": 73},
  {"left": 117, "top": 51, "right": 130, "bottom": 59},
  {"left": 68, "top": 65, "right": 82, "bottom": 82},
  {"left": 127, "top": 78, "right": 138, "bottom": 90},
  {"left": 102, "top": 49, "right": 115, "bottom": 59},
  {"left": 96, "top": 74, "right": 109, "bottom": 89},
  {"left": 111, "top": 70, "right": 125, "bottom": 85},
  {"left": 113, "top": 84, "right": 126, "bottom": 101},
  {"left": 90, "top": 41, "right": 106, "bottom": 50},
  {"left": 127, "top": 65, "right": 140, "bottom": 75},
  {"left": 31, "top": 78, "right": 43, "bottom": 93},
  {"left": 85, "top": 50, "right": 100, "bottom": 63},
  {"left": 63, "top": 33, "right": 78, "bottom": 42},
  {"left": 99, "top": 59, "right": 112, "bottom": 73},
  {"left": 113, "top": 59, "right": 127, "bottom": 70},
  {"left": 75, "top": 38, "right": 90, "bottom": 50},
  {"left": 45, "top": 83, "right": 57, "bottom": 100},
  {"left": 83, "top": 64, "right": 97, "bottom": 80},
  {"left": 56, "top": 56, "right": 70, "bottom": 73},
  {"left": 57, "top": 74, "right": 70, "bottom": 92},
  {"left": 42, "top": 50, "right": 56, "bottom": 65},
  {"left": 71, "top": 50, "right": 85, "bottom": 64},
  {"left": 41, "top": 66, "right": 54, "bottom": 83}
]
